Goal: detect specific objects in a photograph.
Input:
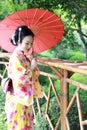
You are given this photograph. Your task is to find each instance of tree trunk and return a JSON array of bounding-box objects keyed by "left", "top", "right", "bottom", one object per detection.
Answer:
[
  {"left": 77, "top": 21, "right": 87, "bottom": 60},
  {"left": 84, "top": 47, "right": 87, "bottom": 61},
  {"left": 18, "top": 0, "right": 20, "bottom": 4}
]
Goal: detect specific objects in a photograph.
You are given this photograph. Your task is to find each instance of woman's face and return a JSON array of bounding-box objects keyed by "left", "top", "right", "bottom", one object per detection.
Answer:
[{"left": 18, "top": 35, "right": 34, "bottom": 52}]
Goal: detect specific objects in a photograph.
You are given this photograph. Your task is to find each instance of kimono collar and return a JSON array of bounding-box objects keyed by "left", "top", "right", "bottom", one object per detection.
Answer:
[{"left": 15, "top": 47, "right": 24, "bottom": 55}]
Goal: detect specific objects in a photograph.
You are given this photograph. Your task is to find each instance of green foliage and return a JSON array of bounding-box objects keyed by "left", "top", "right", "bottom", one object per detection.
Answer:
[
  {"left": 38, "top": 73, "right": 87, "bottom": 130},
  {"left": 34, "top": 113, "right": 50, "bottom": 130},
  {"left": 38, "top": 50, "right": 54, "bottom": 58},
  {"left": 0, "top": 87, "right": 7, "bottom": 130},
  {"left": 68, "top": 73, "right": 87, "bottom": 130},
  {"left": 38, "top": 65, "right": 53, "bottom": 87},
  {"left": 47, "top": 97, "right": 60, "bottom": 126},
  {"left": 34, "top": 97, "right": 60, "bottom": 130},
  {"left": 0, "top": 111, "right": 7, "bottom": 130},
  {"left": 57, "top": 50, "right": 85, "bottom": 61},
  {"left": 68, "top": 102, "right": 80, "bottom": 130},
  {"left": 69, "top": 52, "right": 85, "bottom": 61},
  {"left": 0, "top": 0, "right": 28, "bottom": 20},
  {"left": 0, "top": 88, "right": 5, "bottom": 112},
  {"left": 71, "top": 73, "right": 87, "bottom": 85}
]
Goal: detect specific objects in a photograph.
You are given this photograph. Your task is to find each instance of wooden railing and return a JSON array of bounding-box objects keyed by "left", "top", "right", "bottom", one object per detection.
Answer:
[{"left": 0, "top": 53, "right": 87, "bottom": 130}]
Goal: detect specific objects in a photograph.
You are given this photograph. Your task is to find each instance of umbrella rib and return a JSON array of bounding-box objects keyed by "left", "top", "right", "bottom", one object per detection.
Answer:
[
  {"left": 1, "top": 10, "right": 29, "bottom": 27},
  {"left": 36, "top": 18, "right": 63, "bottom": 27},
  {"left": 40, "top": 24, "right": 64, "bottom": 29},
  {"left": 33, "top": 40, "right": 41, "bottom": 53},
  {"left": 40, "top": 13, "right": 60, "bottom": 23},
  {"left": 35, "top": 35, "right": 52, "bottom": 51},
  {"left": 43, "top": 30, "right": 64, "bottom": 33},
  {"left": 2, "top": 17, "right": 24, "bottom": 27},
  {"left": 0, "top": 21, "right": 21, "bottom": 27},
  {"left": 30, "top": 8, "right": 38, "bottom": 26},
  {"left": 0, "top": 24, "right": 63, "bottom": 31},
  {"left": 14, "top": 11, "right": 27, "bottom": 25},
  {"left": 33, "top": 12, "right": 60, "bottom": 27},
  {"left": 25, "top": 8, "right": 30, "bottom": 27},
  {"left": 6, "top": 11, "right": 27, "bottom": 26},
  {"left": 32, "top": 9, "right": 49, "bottom": 26}
]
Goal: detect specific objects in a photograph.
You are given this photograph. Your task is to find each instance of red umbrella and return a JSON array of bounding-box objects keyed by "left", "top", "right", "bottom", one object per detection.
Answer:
[{"left": 0, "top": 8, "right": 64, "bottom": 53}]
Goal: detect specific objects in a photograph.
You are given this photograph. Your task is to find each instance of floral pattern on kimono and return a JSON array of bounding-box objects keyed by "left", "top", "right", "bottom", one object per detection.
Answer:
[{"left": 5, "top": 47, "right": 44, "bottom": 130}]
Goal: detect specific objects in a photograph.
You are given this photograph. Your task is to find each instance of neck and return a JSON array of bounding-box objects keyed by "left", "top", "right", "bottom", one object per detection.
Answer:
[{"left": 17, "top": 46, "right": 24, "bottom": 52}]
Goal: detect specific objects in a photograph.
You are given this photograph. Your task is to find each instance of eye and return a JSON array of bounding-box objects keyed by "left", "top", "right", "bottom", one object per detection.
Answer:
[
  {"left": 25, "top": 42, "right": 33, "bottom": 45},
  {"left": 26, "top": 43, "right": 29, "bottom": 45}
]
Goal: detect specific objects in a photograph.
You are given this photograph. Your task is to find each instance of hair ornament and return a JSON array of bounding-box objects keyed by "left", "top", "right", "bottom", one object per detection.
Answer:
[
  {"left": 11, "top": 33, "right": 16, "bottom": 45},
  {"left": 18, "top": 27, "right": 22, "bottom": 42},
  {"left": 19, "top": 27, "right": 22, "bottom": 32}
]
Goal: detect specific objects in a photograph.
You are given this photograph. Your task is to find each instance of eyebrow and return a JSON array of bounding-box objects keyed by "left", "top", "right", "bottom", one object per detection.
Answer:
[
  {"left": 26, "top": 40, "right": 33, "bottom": 42},
  {"left": 25, "top": 41, "right": 31, "bottom": 43}
]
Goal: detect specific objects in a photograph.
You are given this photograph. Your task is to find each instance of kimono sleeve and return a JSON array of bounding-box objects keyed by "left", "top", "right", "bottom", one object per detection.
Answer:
[{"left": 32, "top": 67, "right": 44, "bottom": 98}]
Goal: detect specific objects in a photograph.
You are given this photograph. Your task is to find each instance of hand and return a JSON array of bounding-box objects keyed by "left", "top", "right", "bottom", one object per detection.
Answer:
[
  {"left": 27, "top": 55, "right": 33, "bottom": 60},
  {"left": 30, "top": 58, "right": 37, "bottom": 70},
  {"left": 31, "top": 50, "right": 37, "bottom": 59},
  {"left": 27, "top": 52, "right": 37, "bottom": 60}
]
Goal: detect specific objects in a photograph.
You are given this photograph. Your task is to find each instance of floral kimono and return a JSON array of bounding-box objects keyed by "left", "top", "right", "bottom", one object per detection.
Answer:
[{"left": 5, "top": 47, "right": 44, "bottom": 130}]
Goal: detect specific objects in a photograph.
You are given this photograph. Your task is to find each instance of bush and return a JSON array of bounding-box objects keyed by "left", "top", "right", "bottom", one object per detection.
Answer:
[
  {"left": 34, "top": 113, "right": 50, "bottom": 130},
  {"left": 68, "top": 73, "right": 87, "bottom": 130},
  {"left": 0, "top": 87, "right": 7, "bottom": 130},
  {"left": 58, "top": 50, "right": 85, "bottom": 61},
  {"left": 68, "top": 102, "right": 80, "bottom": 130},
  {"left": 34, "top": 97, "right": 60, "bottom": 130},
  {"left": 69, "top": 52, "right": 85, "bottom": 61}
]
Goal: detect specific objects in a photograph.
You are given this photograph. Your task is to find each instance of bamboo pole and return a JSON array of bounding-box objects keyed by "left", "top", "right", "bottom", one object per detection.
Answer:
[
  {"left": 45, "top": 83, "right": 52, "bottom": 114},
  {"left": 0, "top": 62, "right": 8, "bottom": 65},
  {"left": 49, "top": 77, "right": 61, "bottom": 108},
  {"left": 37, "top": 58, "right": 87, "bottom": 76},
  {"left": 0, "top": 52, "right": 11, "bottom": 59},
  {"left": 45, "top": 114, "right": 54, "bottom": 130},
  {"left": 55, "top": 116, "right": 61, "bottom": 130},
  {"left": 66, "top": 116, "right": 70, "bottom": 130},
  {"left": 66, "top": 78, "right": 87, "bottom": 91},
  {"left": 60, "top": 70, "right": 69, "bottom": 130},
  {"left": 50, "top": 66, "right": 63, "bottom": 79},
  {"left": 66, "top": 87, "right": 80, "bottom": 114},
  {"left": 76, "top": 92, "right": 84, "bottom": 130},
  {"left": 43, "top": 92, "right": 48, "bottom": 100},
  {"left": 82, "top": 120, "right": 87, "bottom": 125},
  {"left": 2, "top": 67, "right": 7, "bottom": 79},
  {"left": 40, "top": 71, "right": 59, "bottom": 79},
  {"left": 36, "top": 98, "right": 42, "bottom": 116}
]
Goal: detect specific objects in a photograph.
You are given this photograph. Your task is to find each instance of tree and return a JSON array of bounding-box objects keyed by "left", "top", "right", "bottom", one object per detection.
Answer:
[
  {"left": 0, "top": 0, "right": 87, "bottom": 59},
  {"left": 58, "top": 0, "right": 87, "bottom": 59}
]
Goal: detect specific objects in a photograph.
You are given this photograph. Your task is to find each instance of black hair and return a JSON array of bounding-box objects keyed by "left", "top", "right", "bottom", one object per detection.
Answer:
[{"left": 11, "top": 25, "right": 34, "bottom": 46}]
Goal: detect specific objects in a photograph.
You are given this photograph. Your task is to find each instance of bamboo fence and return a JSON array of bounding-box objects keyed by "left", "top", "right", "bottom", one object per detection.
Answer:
[{"left": 0, "top": 53, "right": 87, "bottom": 130}]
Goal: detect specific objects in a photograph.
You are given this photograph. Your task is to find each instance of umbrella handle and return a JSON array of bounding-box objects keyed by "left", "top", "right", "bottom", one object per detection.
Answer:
[
  {"left": 31, "top": 47, "right": 37, "bottom": 59},
  {"left": 31, "top": 47, "right": 34, "bottom": 55}
]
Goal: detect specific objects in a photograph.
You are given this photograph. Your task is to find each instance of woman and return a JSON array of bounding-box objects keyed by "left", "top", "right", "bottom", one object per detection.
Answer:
[{"left": 5, "top": 25, "right": 44, "bottom": 130}]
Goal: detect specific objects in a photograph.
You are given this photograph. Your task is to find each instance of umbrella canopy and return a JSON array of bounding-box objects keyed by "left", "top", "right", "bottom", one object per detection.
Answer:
[{"left": 0, "top": 8, "right": 64, "bottom": 53}]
